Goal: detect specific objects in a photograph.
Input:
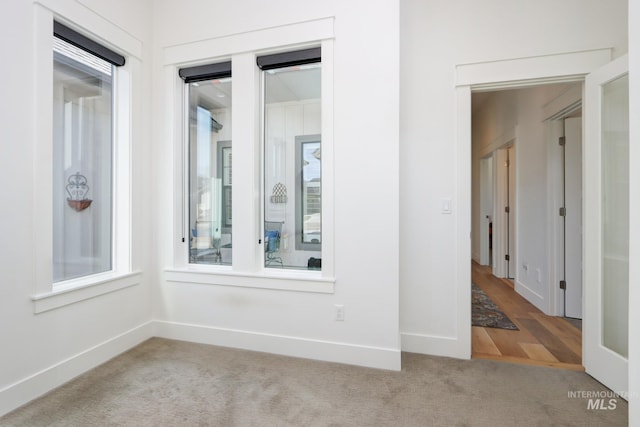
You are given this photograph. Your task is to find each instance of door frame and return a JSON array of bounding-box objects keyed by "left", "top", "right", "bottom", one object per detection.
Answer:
[
  {"left": 479, "top": 155, "right": 493, "bottom": 267},
  {"left": 454, "top": 49, "right": 612, "bottom": 359},
  {"left": 492, "top": 144, "right": 515, "bottom": 279},
  {"left": 546, "top": 110, "right": 584, "bottom": 317}
]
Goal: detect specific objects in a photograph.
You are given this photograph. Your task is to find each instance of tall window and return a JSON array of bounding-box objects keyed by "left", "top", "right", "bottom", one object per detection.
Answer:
[
  {"left": 259, "top": 48, "right": 321, "bottom": 270},
  {"left": 180, "top": 62, "right": 233, "bottom": 265},
  {"left": 52, "top": 22, "right": 124, "bottom": 282}
]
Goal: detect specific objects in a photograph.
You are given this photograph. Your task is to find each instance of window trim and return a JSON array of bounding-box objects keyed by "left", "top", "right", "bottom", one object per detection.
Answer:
[
  {"left": 166, "top": 19, "right": 335, "bottom": 287},
  {"left": 32, "top": 6, "right": 138, "bottom": 304}
]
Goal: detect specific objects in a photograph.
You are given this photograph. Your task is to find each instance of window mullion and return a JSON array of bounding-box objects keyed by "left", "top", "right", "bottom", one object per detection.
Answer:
[{"left": 231, "top": 53, "right": 262, "bottom": 272}]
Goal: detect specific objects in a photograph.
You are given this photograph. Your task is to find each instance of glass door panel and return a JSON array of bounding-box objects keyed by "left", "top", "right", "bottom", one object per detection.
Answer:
[{"left": 601, "top": 74, "right": 629, "bottom": 358}]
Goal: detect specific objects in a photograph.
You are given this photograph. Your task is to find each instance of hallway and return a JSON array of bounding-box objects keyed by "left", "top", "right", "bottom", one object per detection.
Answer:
[{"left": 472, "top": 262, "right": 583, "bottom": 371}]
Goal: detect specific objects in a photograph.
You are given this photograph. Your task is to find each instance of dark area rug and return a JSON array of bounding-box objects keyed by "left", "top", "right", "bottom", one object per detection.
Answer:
[{"left": 472, "top": 283, "right": 519, "bottom": 330}]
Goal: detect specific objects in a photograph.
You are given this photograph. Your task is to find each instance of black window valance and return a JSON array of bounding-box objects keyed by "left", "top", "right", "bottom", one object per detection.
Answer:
[
  {"left": 54, "top": 21, "right": 125, "bottom": 67},
  {"left": 256, "top": 47, "right": 321, "bottom": 71},
  {"left": 179, "top": 62, "right": 232, "bottom": 83}
]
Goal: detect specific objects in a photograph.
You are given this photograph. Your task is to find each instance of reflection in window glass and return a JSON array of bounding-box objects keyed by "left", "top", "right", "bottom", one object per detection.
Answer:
[
  {"left": 188, "top": 77, "right": 232, "bottom": 265},
  {"left": 52, "top": 37, "right": 113, "bottom": 282},
  {"left": 264, "top": 62, "right": 321, "bottom": 270},
  {"left": 297, "top": 136, "right": 321, "bottom": 248}
]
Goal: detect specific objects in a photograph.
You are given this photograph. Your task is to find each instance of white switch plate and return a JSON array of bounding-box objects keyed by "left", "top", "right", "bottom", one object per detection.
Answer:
[{"left": 441, "top": 198, "right": 452, "bottom": 214}]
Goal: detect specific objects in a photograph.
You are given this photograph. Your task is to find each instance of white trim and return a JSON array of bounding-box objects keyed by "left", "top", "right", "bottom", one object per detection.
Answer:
[
  {"left": 32, "top": 271, "right": 143, "bottom": 313},
  {"left": 33, "top": 5, "right": 55, "bottom": 296},
  {"left": 542, "top": 84, "right": 583, "bottom": 121},
  {"left": 454, "top": 49, "right": 617, "bottom": 362},
  {"left": 401, "top": 333, "right": 468, "bottom": 359},
  {"left": 454, "top": 85, "right": 472, "bottom": 359},
  {"left": 153, "top": 320, "right": 400, "bottom": 371},
  {"left": 35, "top": 0, "right": 143, "bottom": 59},
  {"left": 628, "top": 2, "right": 640, "bottom": 422},
  {"left": 230, "top": 52, "right": 262, "bottom": 272},
  {"left": 514, "top": 279, "right": 546, "bottom": 312},
  {"left": 320, "top": 38, "right": 335, "bottom": 278},
  {"left": 457, "top": 49, "right": 611, "bottom": 89},
  {"left": 163, "top": 17, "right": 334, "bottom": 66},
  {"left": 168, "top": 20, "right": 335, "bottom": 280},
  {"left": 165, "top": 268, "right": 334, "bottom": 293},
  {"left": 113, "top": 62, "right": 133, "bottom": 275},
  {"left": 33, "top": 3, "right": 135, "bottom": 297},
  {"left": 0, "top": 322, "right": 152, "bottom": 417}
]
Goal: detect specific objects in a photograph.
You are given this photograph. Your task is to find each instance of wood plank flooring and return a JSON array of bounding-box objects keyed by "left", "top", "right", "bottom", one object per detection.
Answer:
[{"left": 471, "top": 261, "right": 583, "bottom": 371}]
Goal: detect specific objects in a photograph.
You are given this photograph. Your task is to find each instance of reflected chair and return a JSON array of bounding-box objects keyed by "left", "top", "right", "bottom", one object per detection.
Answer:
[{"left": 265, "top": 221, "right": 284, "bottom": 267}]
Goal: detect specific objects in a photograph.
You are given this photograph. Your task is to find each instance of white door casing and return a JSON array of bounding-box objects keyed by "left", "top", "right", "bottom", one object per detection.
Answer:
[{"left": 455, "top": 48, "right": 611, "bottom": 360}]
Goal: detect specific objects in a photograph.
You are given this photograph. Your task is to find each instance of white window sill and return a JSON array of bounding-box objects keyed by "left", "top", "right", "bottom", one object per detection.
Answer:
[
  {"left": 165, "top": 266, "right": 335, "bottom": 293},
  {"left": 32, "top": 271, "right": 142, "bottom": 314}
]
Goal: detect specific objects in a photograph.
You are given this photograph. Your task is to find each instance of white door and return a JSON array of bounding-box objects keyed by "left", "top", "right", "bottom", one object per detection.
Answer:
[
  {"left": 506, "top": 145, "right": 515, "bottom": 279},
  {"left": 480, "top": 156, "right": 493, "bottom": 266},
  {"left": 583, "top": 55, "right": 629, "bottom": 396},
  {"left": 564, "top": 117, "right": 582, "bottom": 319}
]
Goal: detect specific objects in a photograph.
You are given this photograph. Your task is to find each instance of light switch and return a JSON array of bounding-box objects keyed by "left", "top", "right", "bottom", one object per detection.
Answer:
[{"left": 441, "top": 198, "right": 452, "bottom": 214}]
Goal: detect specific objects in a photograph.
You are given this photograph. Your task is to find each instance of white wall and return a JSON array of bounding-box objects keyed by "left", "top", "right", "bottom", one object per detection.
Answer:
[
  {"left": 151, "top": 0, "right": 401, "bottom": 370},
  {"left": 1, "top": 0, "right": 636, "bottom": 419},
  {"left": 400, "top": 0, "right": 627, "bottom": 357},
  {"left": 0, "top": 0, "right": 153, "bottom": 416}
]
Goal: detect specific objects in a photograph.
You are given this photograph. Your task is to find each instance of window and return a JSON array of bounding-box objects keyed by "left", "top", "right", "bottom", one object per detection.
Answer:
[
  {"left": 52, "top": 22, "right": 125, "bottom": 283},
  {"left": 180, "top": 62, "right": 233, "bottom": 265},
  {"left": 260, "top": 48, "right": 322, "bottom": 270}
]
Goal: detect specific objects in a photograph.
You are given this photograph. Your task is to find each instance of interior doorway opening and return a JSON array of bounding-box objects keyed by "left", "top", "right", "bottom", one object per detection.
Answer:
[{"left": 470, "top": 83, "right": 584, "bottom": 369}]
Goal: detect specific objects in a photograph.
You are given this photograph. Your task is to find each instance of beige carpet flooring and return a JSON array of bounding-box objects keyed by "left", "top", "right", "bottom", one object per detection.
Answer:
[{"left": 0, "top": 338, "right": 627, "bottom": 426}]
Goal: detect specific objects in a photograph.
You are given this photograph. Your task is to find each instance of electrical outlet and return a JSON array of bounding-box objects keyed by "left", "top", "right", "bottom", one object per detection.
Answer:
[{"left": 335, "top": 304, "right": 345, "bottom": 321}]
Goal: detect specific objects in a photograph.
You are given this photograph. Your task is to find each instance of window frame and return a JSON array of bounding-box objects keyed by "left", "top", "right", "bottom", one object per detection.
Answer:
[
  {"left": 166, "top": 20, "right": 335, "bottom": 292},
  {"left": 31, "top": 9, "right": 139, "bottom": 312},
  {"left": 259, "top": 48, "right": 323, "bottom": 269},
  {"left": 179, "top": 61, "right": 233, "bottom": 267},
  {"left": 52, "top": 34, "right": 116, "bottom": 283}
]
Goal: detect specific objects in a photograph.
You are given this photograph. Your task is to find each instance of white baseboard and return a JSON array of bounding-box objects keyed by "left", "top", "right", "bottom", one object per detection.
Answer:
[
  {"left": 0, "top": 322, "right": 153, "bottom": 418},
  {"left": 1, "top": 320, "right": 401, "bottom": 417},
  {"left": 153, "top": 320, "right": 401, "bottom": 371},
  {"left": 400, "top": 332, "right": 470, "bottom": 360},
  {"left": 515, "top": 280, "right": 547, "bottom": 313}
]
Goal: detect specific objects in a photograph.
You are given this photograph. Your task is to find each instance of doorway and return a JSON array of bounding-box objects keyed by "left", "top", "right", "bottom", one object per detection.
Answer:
[
  {"left": 458, "top": 48, "right": 628, "bottom": 397},
  {"left": 470, "top": 83, "right": 583, "bottom": 368}
]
